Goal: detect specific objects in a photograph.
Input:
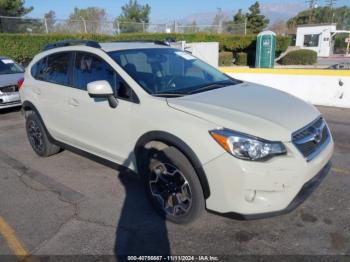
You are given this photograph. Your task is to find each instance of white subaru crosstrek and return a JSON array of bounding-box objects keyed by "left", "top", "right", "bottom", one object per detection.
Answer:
[{"left": 20, "top": 40, "right": 334, "bottom": 224}]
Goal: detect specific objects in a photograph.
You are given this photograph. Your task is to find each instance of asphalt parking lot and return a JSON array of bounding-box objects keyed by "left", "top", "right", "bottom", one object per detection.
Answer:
[{"left": 0, "top": 106, "right": 349, "bottom": 259}]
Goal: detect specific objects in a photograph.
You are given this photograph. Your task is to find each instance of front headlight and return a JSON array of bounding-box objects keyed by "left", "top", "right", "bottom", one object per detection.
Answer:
[{"left": 209, "top": 129, "right": 286, "bottom": 161}]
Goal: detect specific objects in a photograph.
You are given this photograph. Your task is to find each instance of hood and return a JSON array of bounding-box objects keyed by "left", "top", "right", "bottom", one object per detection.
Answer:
[
  {"left": 167, "top": 82, "right": 320, "bottom": 141},
  {"left": 0, "top": 73, "right": 24, "bottom": 88}
]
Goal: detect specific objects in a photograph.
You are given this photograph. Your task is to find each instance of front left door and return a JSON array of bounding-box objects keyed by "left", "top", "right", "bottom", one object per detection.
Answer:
[{"left": 66, "top": 52, "right": 135, "bottom": 164}]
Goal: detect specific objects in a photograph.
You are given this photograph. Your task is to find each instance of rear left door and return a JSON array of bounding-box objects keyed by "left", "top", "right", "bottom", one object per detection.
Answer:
[{"left": 30, "top": 52, "right": 74, "bottom": 142}]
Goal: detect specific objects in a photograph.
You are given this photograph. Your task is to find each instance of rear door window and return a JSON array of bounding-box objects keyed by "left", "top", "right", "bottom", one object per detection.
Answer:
[{"left": 35, "top": 52, "right": 72, "bottom": 86}]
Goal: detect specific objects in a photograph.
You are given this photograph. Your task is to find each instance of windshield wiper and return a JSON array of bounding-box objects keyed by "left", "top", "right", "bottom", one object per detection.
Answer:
[
  {"left": 152, "top": 92, "right": 186, "bottom": 98},
  {"left": 187, "top": 81, "right": 233, "bottom": 95}
]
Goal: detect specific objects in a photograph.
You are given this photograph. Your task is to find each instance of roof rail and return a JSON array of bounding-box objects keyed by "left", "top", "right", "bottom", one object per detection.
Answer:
[
  {"left": 41, "top": 40, "right": 101, "bottom": 52},
  {"left": 154, "top": 39, "right": 176, "bottom": 46},
  {"left": 113, "top": 39, "right": 176, "bottom": 46}
]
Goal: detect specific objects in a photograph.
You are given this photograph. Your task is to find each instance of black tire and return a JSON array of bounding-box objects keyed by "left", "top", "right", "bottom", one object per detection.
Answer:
[
  {"left": 25, "top": 111, "right": 61, "bottom": 157},
  {"left": 144, "top": 146, "right": 205, "bottom": 224}
]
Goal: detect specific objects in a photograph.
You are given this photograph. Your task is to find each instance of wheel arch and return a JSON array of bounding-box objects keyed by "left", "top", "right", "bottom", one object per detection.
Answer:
[
  {"left": 134, "top": 131, "right": 211, "bottom": 199},
  {"left": 22, "top": 100, "right": 39, "bottom": 114},
  {"left": 22, "top": 101, "right": 53, "bottom": 141}
]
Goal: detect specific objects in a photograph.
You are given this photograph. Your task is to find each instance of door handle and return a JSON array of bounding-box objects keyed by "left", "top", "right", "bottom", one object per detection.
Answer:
[{"left": 68, "top": 98, "right": 80, "bottom": 107}]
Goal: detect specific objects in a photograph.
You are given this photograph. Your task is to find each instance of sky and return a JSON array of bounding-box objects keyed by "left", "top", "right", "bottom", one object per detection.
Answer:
[{"left": 25, "top": 0, "right": 349, "bottom": 22}]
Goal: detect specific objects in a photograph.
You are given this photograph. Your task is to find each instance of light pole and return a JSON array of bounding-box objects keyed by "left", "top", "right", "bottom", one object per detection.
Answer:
[
  {"left": 305, "top": 0, "right": 318, "bottom": 23},
  {"left": 347, "top": 33, "right": 350, "bottom": 56},
  {"left": 43, "top": 17, "right": 49, "bottom": 33},
  {"left": 325, "top": 0, "right": 337, "bottom": 23},
  {"left": 80, "top": 16, "right": 87, "bottom": 33},
  {"left": 116, "top": 21, "right": 120, "bottom": 35}
]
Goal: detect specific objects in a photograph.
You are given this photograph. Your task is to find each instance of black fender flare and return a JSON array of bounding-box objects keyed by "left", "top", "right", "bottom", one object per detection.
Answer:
[
  {"left": 134, "top": 131, "right": 211, "bottom": 199},
  {"left": 22, "top": 101, "right": 45, "bottom": 124},
  {"left": 22, "top": 100, "right": 40, "bottom": 115}
]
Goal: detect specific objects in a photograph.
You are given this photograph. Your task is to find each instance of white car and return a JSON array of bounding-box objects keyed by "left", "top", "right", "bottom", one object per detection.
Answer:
[
  {"left": 0, "top": 56, "right": 24, "bottom": 109},
  {"left": 20, "top": 40, "right": 334, "bottom": 224}
]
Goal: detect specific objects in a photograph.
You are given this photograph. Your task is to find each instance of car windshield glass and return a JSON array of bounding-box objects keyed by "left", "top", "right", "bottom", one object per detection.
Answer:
[
  {"left": 0, "top": 58, "right": 24, "bottom": 75},
  {"left": 109, "top": 48, "right": 240, "bottom": 96}
]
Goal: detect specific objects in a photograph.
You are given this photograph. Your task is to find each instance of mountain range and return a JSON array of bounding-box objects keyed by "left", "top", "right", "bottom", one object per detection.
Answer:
[{"left": 172, "top": 3, "right": 305, "bottom": 25}]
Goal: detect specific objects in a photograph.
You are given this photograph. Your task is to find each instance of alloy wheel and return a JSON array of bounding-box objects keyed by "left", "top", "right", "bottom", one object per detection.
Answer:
[
  {"left": 149, "top": 162, "right": 192, "bottom": 217},
  {"left": 27, "top": 120, "right": 44, "bottom": 153}
]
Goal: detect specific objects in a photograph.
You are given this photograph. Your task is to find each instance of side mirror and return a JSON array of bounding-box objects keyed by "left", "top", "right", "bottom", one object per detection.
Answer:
[{"left": 87, "top": 80, "right": 118, "bottom": 109}]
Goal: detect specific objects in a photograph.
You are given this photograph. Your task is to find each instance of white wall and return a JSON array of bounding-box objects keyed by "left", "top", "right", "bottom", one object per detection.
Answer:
[
  {"left": 224, "top": 70, "right": 350, "bottom": 108},
  {"left": 171, "top": 41, "right": 219, "bottom": 67},
  {"left": 185, "top": 42, "right": 219, "bottom": 67}
]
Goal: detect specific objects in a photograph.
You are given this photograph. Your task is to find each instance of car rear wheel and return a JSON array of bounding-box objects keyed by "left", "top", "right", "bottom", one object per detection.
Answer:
[
  {"left": 25, "top": 111, "right": 61, "bottom": 157},
  {"left": 145, "top": 147, "right": 205, "bottom": 224}
]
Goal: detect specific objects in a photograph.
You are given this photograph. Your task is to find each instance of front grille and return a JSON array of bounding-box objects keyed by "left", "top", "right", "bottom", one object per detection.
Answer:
[
  {"left": 292, "top": 117, "right": 330, "bottom": 161},
  {"left": 0, "top": 85, "right": 18, "bottom": 93}
]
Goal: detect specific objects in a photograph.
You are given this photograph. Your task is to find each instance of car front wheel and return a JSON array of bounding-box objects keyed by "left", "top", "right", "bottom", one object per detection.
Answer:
[{"left": 145, "top": 147, "right": 205, "bottom": 224}]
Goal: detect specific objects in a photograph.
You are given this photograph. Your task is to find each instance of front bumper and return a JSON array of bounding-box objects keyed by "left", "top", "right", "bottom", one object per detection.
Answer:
[
  {"left": 208, "top": 161, "right": 331, "bottom": 220},
  {"left": 203, "top": 138, "right": 334, "bottom": 218}
]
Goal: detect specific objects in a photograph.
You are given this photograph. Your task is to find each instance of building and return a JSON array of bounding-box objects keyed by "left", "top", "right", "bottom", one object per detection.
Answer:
[
  {"left": 296, "top": 24, "right": 350, "bottom": 57},
  {"left": 296, "top": 24, "right": 337, "bottom": 57}
]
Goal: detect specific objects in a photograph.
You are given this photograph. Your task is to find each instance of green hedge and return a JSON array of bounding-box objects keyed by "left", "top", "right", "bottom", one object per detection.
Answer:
[
  {"left": 234, "top": 52, "right": 248, "bottom": 66},
  {"left": 0, "top": 33, "right": 292, "bottom": 65},
  {"left": 276, "top": 35, "right": 292, "bottom": 56},
  {"left": 278, "top": 49, "right": 317, "bottom": 65},
  {"left": 219, "top": 52, "right": 233, "bottom": 66},
  {"left": 334, "top": 33, "right": 348, "bottom": 54}
]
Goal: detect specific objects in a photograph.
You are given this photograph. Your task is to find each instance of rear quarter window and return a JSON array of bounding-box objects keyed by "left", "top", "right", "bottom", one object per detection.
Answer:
[{"left": 31, "top": 57, "right": 47, "bottom": 79}]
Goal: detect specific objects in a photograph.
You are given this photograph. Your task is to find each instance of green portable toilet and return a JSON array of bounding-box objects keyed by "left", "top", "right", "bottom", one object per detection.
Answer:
[{"left": 255, "top": 31, "right": 276, "bottom": 68}]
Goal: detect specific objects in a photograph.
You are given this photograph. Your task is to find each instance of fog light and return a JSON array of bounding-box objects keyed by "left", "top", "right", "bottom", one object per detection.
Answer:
[{"left": 245, "top": 190, "right": 256, "bottom": 203}]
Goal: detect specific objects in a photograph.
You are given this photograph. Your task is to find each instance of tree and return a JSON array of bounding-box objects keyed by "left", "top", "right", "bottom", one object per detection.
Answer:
[
  {"left": 67, "top": 7, "right": 107, "bottom": 33},
  {"left": 68, "top": 7, "right": 107, "bottom": 21},
  {"left": 44, "top": 10, "right": 56, "bottom": 32},
  {"left": 184, "top": 20, "right": 198, "bottom": 33},
  {"left": 246, "top": 1, "right": 269, "bottom": 34},
  {"left": 115, "top": 0, "right": 151, "bottom": 33},
  {"left": 211, "top": 8, "right": 226, "bottom": 33},
  {"left": 269, "top": 19, "right": 289, "bottom": 35},
  {"left": 234, "top": 9, "right": 246, "bottom": 24},
  {"left": 0, "top": 0, "right": 33, "bottom": 32},
  {"left": 288, "top": 6, "right": 350, "bottom": 30},
  {"left": 224, "top": 9, "right": 246, "bottom": 34},
  {"left": 0, "top": 0, "right": 33, "bottom": 16}
]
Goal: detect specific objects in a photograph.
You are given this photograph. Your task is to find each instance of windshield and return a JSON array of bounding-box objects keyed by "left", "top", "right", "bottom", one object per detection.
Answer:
[
  {"left": 109, "top": 48, "right": 240, "bottom": 96},
  {"left": 0, "top": 58, "right": 24, "bottom": 75}
]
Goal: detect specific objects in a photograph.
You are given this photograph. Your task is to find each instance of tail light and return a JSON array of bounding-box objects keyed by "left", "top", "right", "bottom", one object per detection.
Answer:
[{"left": 17, "top": 78, "right": 24, "bottom": 89}]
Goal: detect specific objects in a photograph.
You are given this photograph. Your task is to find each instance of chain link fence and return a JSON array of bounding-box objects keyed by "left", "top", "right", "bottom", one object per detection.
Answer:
[{"left": 0, "top": 16, "right": 247, "bottom": 35}]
